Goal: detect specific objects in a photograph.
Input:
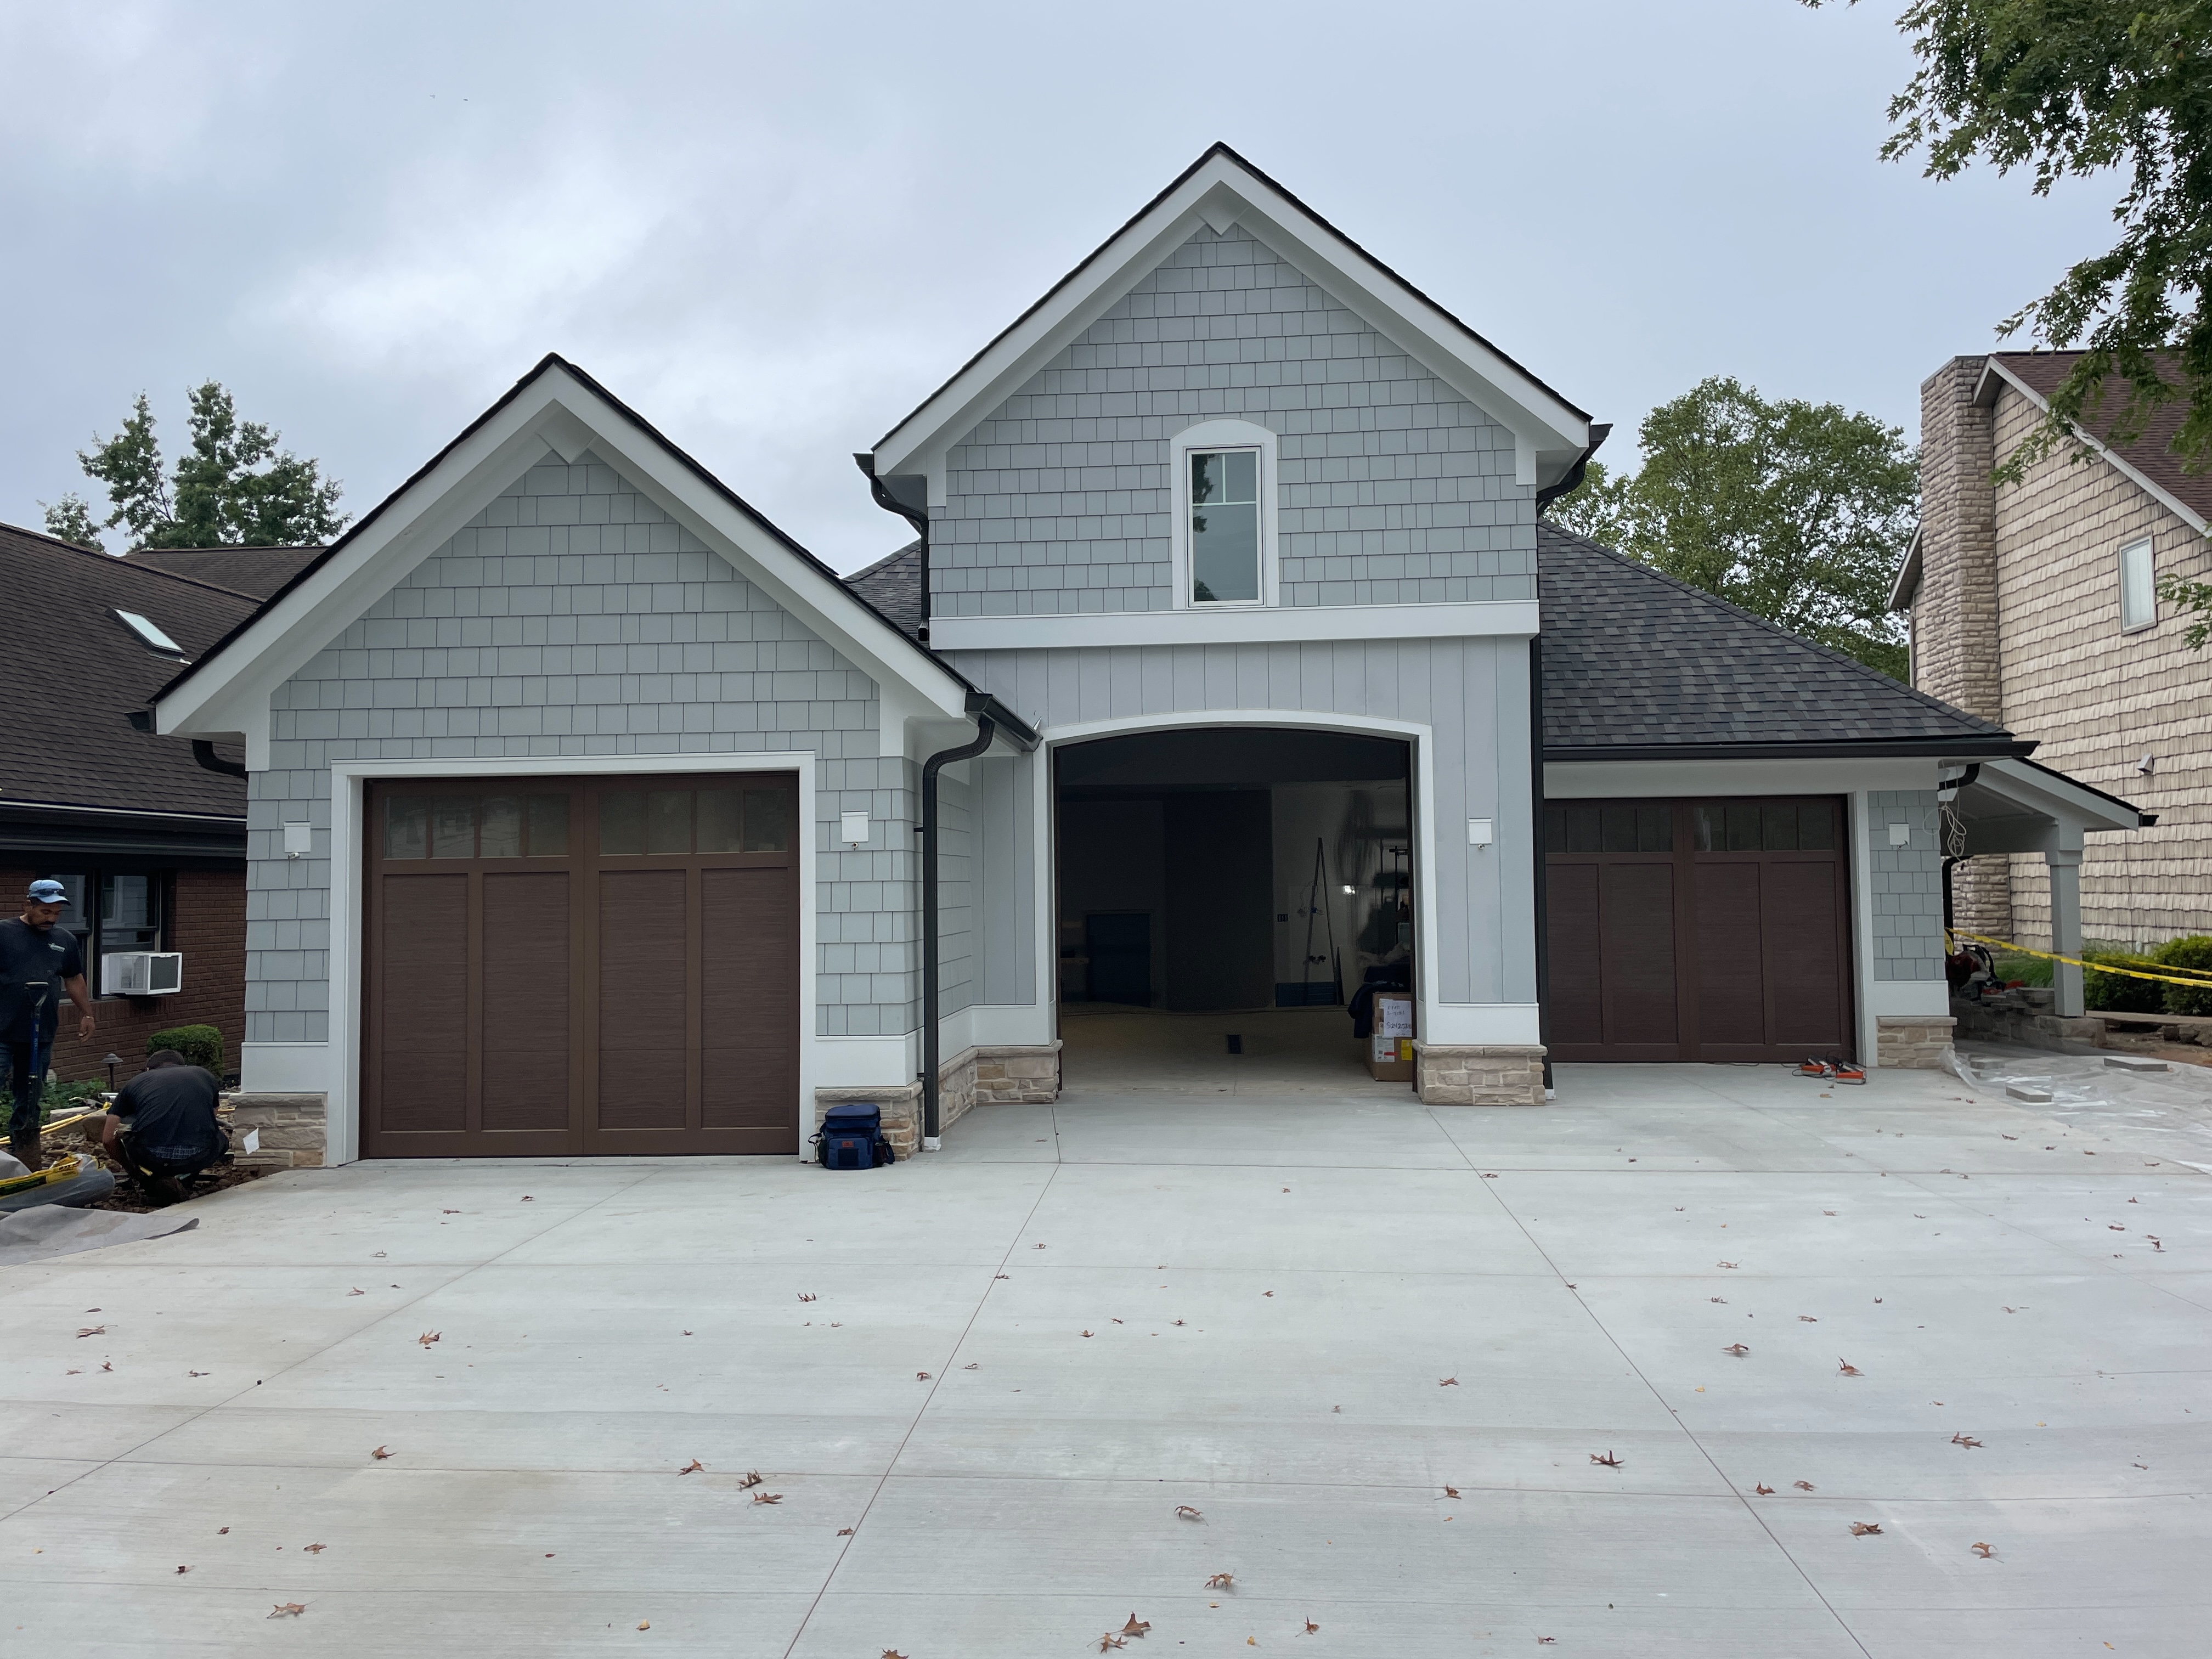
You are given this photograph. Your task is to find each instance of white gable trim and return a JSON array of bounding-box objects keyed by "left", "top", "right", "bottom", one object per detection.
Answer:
[
  {"left": 871, "top": 148, "right": 1592, "bottom": 500},
  {"left": 154, "top": 360, "right": 977, "bottom": 758}
]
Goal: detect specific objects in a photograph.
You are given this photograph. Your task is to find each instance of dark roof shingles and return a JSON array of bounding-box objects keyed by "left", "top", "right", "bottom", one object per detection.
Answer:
[
  {"left": 1992, "top": 351, "right": 2211, "bottom": 524},
  {"left": 0, "top": 522, "right": 256, "bottom": 819},
  {"left": 121, "top": 545, "right": 323, "bottom": 600},
  {"left": 843, "top": 540, "right": 923, "bottom": 639}
]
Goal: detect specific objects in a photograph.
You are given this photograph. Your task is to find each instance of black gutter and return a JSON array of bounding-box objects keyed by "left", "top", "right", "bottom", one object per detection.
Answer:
[
  {"left": 1543, "top": 738, "right": 2037, "bottom": 763},
  {"left": 192, "top": 740, "right": 248, "bottom": 779},
  {"left": 1534, "top": 424, "right": 1611, "bottom": 510},
  {"left": 916, "top": 701, "right": 997, "bottom": 1146},
  {"left": 1528, "top": 637, "right": 1551, "bottom": 1093}
]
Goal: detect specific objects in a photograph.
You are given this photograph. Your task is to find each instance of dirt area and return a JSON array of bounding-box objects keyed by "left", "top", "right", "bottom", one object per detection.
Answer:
[{"left": 80, "top": 1157, "right": 274, "bottom": 1212}]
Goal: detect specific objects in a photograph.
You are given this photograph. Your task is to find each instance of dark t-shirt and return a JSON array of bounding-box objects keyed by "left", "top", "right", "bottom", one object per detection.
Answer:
[
  {"left": 114, "top": 1065, "right": 224, "bottom": 1158},
  {"left": 0, "top": 917, "right": 84, "bottom": 1043}
]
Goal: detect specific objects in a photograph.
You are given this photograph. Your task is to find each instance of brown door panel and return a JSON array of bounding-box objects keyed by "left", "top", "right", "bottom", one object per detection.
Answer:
[
  {"left": 1542, "top": 863, "right": 1604, "bottom": 1048},
  {"left": 595, "top": 868, "right": 691, "bottom": 1135},
  {"left": 1599, "top": 861, "right": 1679, "bottom": 1048}
]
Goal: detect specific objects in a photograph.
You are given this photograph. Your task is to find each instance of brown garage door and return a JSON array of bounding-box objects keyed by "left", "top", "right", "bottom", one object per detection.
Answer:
[
  {"left": 1543, "top": 797, "right": 1853, "bottom": 1064},
  {"left": 363, "top": 774, "right": 800, "bottom": 1156}
]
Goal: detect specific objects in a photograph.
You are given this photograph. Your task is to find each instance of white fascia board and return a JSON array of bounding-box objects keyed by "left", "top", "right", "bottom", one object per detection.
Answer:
[
  {"left": 1974, "top": 756, "right": 2143, "bottom": 834},
  {"left": 1545, "top": 757, "right": 1944, "bottom": 797},
  {"left": 871, "top": 151, "right": 1589, "bottom": 482},
  {"left": 1888, "top": 525, "right": 1922, "bottom": 612},
  {"left": 156, "top": 365, "right": 974, "bottom": 742},
  {"left": 934, "top": 597, "right": 1538, "bottom": 652},
  {"left": 1977, "top": 360, "right": 2209, "bottom": 536}
]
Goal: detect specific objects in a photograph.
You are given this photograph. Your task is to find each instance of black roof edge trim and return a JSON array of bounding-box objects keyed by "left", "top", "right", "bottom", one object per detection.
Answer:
[
  {"left": 1542, "top": 739, "right": 2039, "bottom": 763},
  {"left": 155, "top": 353, "right": 986, "bottom": 712},
  {"left": 870, "top": 140, "right": 1592, "bottom": 455}
]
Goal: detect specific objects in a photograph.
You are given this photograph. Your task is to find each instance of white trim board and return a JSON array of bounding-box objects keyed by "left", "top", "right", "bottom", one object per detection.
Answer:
[
  {"left": 320, "top": 749, "right": 821, "bottom": 1166},
  {"left": 1169, "top": 419, "right": 1282, "bottom": 611},
  {"left": 936, "top": 599, "right": 1537, "bottom": 652}
]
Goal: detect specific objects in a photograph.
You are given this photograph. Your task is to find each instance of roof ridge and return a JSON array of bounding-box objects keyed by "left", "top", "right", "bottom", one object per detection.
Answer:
[
  {"left": 0, "top": 519, "right": 274, "bottom": 603},
  {"left": 844, "top": 539, "right": 921, "bottom": 583},
  {"left": 1535, "top": 519, "right": 2010, "bottom": 736}
]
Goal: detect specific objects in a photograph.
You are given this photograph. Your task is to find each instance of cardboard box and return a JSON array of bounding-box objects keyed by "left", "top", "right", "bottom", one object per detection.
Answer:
[{"left": 1367, "top": 991, "right": 1414, "bottom": 1081}]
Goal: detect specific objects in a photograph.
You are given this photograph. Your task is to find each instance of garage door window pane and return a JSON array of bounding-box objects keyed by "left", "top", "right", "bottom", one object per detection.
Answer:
[
  {"left": 385, "top": 797, "right": 428, "bottom": 859},
  {"left": 481, "top": 796, "right": 524, "bottom": 858},
  {"left": 600, "top": 792, "right": 644, "bottom": 855},
  {"left": 743, "top": 789, "right": 790, "bottom": 852},
  {"left": 432, "top": 798, "right": 476, "bottom": 859},
  {"left": 1638, "top": 805, "right": 1673, "bottom": 851},
  {"left": 1796, "top": 803, "right": 1835, "bottom": 849},
  {"left": 528, "top": 794, "right": 569, "bottom": 856},
  {"left": 1760, "top": 803, "right": 1798, "bottom": 851},
  {"left": 697, "top": 789, "right": 742, "bottom": 853},
  {"left": 647, "top": 791, "right": 693, "bottom": 854}
]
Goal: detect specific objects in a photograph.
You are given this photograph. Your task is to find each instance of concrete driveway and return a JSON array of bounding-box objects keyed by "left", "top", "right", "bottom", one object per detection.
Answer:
[{"left": 3, "top": 1062, "right": 2208, "bottom": 1656}]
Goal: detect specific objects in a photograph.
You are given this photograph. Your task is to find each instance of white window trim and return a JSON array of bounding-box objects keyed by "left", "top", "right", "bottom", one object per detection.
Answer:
[
  {"left": 2119, "top": 534, "right": 2156, "bottom": 634},
  {"left": 1170, "top": 419, "right": 1280, "bottom": 610}
]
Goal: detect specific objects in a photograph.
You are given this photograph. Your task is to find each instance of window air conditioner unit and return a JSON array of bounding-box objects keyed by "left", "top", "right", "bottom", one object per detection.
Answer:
[{"left": 103, "top": 952, "right": 184, "bottom": 996}]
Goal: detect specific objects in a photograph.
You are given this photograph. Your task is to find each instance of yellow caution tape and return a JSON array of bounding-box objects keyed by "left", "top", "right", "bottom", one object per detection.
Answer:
[{"left": 1949, "top": 930, "right": 2212, "bottom": 991}]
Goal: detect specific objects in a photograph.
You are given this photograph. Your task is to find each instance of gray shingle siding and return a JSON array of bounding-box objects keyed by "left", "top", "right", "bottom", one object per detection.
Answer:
[
  {"left": 247, "top": 450, "right": 924, "bottom": 1045},
  {"left": 935, "top": 224, "right": 1534, "bottom": 617},
  {"left": 1866, "top": 790, "right": 1943, "bottom": 981}
]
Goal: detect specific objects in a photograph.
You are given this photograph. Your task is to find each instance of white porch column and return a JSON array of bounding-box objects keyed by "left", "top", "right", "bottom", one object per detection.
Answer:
[{"left": 2045, "top": 848, "right": 2085, "bottom": 1017}]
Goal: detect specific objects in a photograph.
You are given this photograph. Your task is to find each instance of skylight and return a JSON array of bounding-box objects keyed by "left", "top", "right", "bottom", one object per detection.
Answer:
[{"left": 114, "top": 609, "right": 186, "bottom": 656}]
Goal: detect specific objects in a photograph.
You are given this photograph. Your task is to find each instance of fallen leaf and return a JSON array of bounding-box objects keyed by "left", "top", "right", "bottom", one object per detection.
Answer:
[
  {"left": 738, "top": 1470, "right": 763, "bottom": 1489},
  {"left": 101, "top": 1362, "right": 111, "bottom": 1373},
  {"left": 371, "top": 1446, "right": 392, "bottom": 1460},
  {"left": 521, "top": 1195, "right": 533, "bottom": 1201},
  {"left": 189, "top": 1370, "right": 209, "bottom": 1377},
  {"left": 303, "top": 1543, "right": 326, "bottom": 1554},
  {"left": 1176, "top": 1505, "right": 1204, "bottom": 1521},
  {"left": 1951, "top": 1432, "right": 1983, "bottom": 1449},
  {"left": 1824, "top": 1210, "right": 1837, "bottom": 1216},
  {"left": 1098, "top": 1638, "right": 1127, "bottom": 1652},
  {"left": 751, "top": 1492, "right": 783, "bottom": 1505},
  {"left": 1973, "top": 1542, "right": 1995, "bottom": 1558},
  {"left": 1798, "top": 1316, "right": 1818, "bottom": 1323},
  {"left": 883, "top": 1652, "right": 909, "bottom": 1658},
  {"left": 1794, "top": 1481, "right": 1815, "bottom": 1492},
  {"left": 1082, "top": 1331, "right": 1094, "bottom": 1338},
  {"left": 1711, "top": 1297, "right": 1728, "bottom": 1304},
  {"left": 1590, "top": 1451, "right": 1623, "bottom": 1467},
  {"left": 1838, "top": 1359, "right": 1862, "bottom": 1376},
  {"left": 417, "top": 1331, "right": 440, "bottom": 1347},
  {"left": 963, "top": 1362, "right": 979, "bottom": 1370},
  {"left": 1756, "top": 1484, "right": 1775, "bottom": 1495},
  {"left": 2151, "top": 1237, "right": 2164, "bottom": 1251},
  {"left": 798, "top": 1293, "right": 817, "bottom": 1302},
  {"left": 2109, "top": 1224, "right": 2126, "bottom": 1232},
  {"left": 678, "top": 1459, "right": 704, "bottom": 1475},
  {"left": 268, "top": 1604, "right": 306, "bottom": 1618},
  {"left": 76, "top": 1327, "right": 104, "bottom": 1338},
  {"left": 1723, "top": 1343, "right": 1750, "bottom": 1356},
  {"left": 1122, "top": 1613, "right": 1153, "bottom": 1636},
  {"left": 1034, "top": 1243, "right": 1047, "bottom": 1249},
  {"left": 1262, "top": 1291, "right": 1273, "bottom": 1298},
  {"left": 1850, "top": 1522, "right": 1883, "bottom": 1536},
  {"left": 1443, "top": 1486, "right": 1460, "bottom": 1498},
  {"left": 1207, "top": 1572, "right": 1235, "bottom": 1588},
  {"left": 175, "top": 1565, "right": 189, "bottom": 1574},
  {"left": 637, "top": 1622, "right": 649, "bottom": 1630},
  {"left": 1718, "top": 1261, "right": 1739, "bottom": 1269},
  {"left": 1481, "top": 1172, "right": 1498, "bottom": 1179},
  {"left": 916, "top": 1371, "right": 932, "bottom": 1380},
  {"left": 1539, "top": 1640, "right": 1558, "bottom": 1646},
  {"left": 1439, "top": 1376, "right": 1459, "bottom": 1386},
  {"left": 1113, "top": 1317, "right": 1126, "bottom": 1324},
  {"left": 837, "top": 1527, "right": 855, "bottom": 1536},
  {"left": 1303, "top": 1617, "right": 1320, "bottom": 1634},
  {"left": 443, "top": 1209, "right": 460, "bottom": 1214}
]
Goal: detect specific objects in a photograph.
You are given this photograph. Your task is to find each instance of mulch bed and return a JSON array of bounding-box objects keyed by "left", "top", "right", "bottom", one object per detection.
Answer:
[{"left": 79, "top": 1155, "right": 276, "bottom": 1214}]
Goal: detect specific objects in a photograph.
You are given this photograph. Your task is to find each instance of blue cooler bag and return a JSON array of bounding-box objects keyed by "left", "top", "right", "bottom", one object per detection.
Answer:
[{"left": 813, "top": 1102, "right": 894, "bottom": 1169}]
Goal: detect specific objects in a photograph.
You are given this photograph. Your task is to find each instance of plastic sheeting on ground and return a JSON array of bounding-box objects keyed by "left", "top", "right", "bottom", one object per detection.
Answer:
[
  {"left": 0, "top": 1204, "right": 199, "bottom": 1265},
  {"left": 1949, "top": 1040, "right": 2212, "bottom": 1172}
]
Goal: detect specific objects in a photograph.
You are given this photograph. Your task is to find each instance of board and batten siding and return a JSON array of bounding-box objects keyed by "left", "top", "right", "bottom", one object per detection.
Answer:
[
  {"left": 934, "top": 224, "right": 1535, "bottom": 617},
  {"left": 946, "top": 636, "right": 1536, "bottom": 1007},
  {"left": 248, "top": 449, "right": 932, "bottom": 1049}
]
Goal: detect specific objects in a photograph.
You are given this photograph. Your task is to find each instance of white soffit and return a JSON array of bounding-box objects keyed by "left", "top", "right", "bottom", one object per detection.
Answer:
[
  {"left": 870, "top": 146, "right": 1593, "bottom": 489},
  {"left": 153, "top": 358, "right": 977, "bottom": 740}
]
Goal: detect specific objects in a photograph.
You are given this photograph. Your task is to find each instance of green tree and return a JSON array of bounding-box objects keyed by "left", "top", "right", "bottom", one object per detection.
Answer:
[
  {"left": 1808, "top": 1, "right": 2212, "bottom": 478},
  {"left": 1546, "top": 377, "right": 1918, "bottom": 679},
  {"left": 41, "top": 382, "right": 347, "bottom": 552}
]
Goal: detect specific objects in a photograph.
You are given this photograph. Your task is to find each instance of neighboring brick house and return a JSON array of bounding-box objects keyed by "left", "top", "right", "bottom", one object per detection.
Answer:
[
  {"left": 1898, "top": 354, "right": 2208, "bottom": 960},
  {"left": 0, "top": 522, "right": 315, "bottom": 1090}
]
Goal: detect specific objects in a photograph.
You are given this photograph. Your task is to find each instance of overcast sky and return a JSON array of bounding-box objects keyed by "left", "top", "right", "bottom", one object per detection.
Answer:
[{"left": 2, "top": 1, "right": 2116, "bottom": 573}]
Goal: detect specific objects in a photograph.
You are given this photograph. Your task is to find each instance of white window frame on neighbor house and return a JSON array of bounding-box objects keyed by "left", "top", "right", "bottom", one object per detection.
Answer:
[
  {"left": 2119, "top": 535, "right": 2156, "bottom": 632},
  {"left": 1170, "top": 419, "right": 1280, "bottom": 610}
]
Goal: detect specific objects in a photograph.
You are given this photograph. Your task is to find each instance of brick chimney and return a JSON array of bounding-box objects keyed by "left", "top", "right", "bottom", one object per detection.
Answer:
[
  {"left": 1913, "top": 357, "right": 2003, "bottom": 721},
  {"left": 1915, "top": 355, "right": 2012, "bottom": 940}
]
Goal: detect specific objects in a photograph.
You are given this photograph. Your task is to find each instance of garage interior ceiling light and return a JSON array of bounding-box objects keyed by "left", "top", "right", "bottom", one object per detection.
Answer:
[{"left": 114, "top": 608, "right": 186, "bottom": 656}]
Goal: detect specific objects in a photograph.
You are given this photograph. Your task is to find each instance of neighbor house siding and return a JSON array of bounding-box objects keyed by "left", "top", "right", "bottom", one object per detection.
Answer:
[
  {"left": 1865, "top": 790, "right": 1943, "bottom": 981},
  {"left": 934, "top": 224, "right": 1534, "bottom": 617},
  {"left": 1982, "top": 383, "right": 2212, "bottom": 949},
  {"left": 946, "top": 636, "right": 1535, "bottom": 1005},
  {"left": 248, "top": 450, "right": 925, "bottom": 1046}
]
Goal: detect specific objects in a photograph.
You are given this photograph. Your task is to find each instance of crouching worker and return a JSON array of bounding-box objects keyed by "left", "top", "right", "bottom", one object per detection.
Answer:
[{"left": 88, "top": 1049, "right": 228, "bottom": 1205}]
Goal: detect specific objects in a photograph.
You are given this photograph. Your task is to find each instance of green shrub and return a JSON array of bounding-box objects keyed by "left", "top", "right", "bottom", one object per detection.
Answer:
[
  {"left": 149, "top": 1025, "right": 223, "bottom": 1073},
  {"left": 1992, "top": 954, "right": 2052, "bottom": 988},
  {"left": 2083, "top": 950, "right": 2166, "bottom": 1014},
  {"left": 40, "top": 1077, "right": 107, "bottom": 1119},
  {"left": 2155, "top": 935, "right": 2212, "bottom": 1017}
]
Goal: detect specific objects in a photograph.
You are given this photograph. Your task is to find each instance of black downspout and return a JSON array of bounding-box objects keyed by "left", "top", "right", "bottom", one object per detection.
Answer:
[
  {"left": 917, "top": 711, "right": 995, "bottom": 1145},
  {"left": 1937, "top": 763, "right": 1979, "bottom": 941},
  {"left": 1528, "top": 638, "right": 1551, "bottom": 1096},
  {"left": 193, "top": 740, "right": 247, "bottom": 779},
  {"left": 856, "top": 455, "right": 930, "bottom": 646}
]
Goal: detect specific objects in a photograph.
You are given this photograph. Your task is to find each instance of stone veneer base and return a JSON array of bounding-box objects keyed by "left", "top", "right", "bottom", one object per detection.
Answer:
[
  {"left": 1874, "top": 1014, "right": 1957, "bottom": 1071},
  {"left": 813, "top": 1041, "right": 1062, "bottom": 1158},
  {"left": 1413, "top": 1043, "right": 1547, "bottom": 1106},
  {"left": 224, "top": 1092, "right": 328, "bottom": 1168}
]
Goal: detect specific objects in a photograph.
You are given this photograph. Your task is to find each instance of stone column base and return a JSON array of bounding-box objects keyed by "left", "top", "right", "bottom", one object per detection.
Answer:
[
  {"left": 812, "top": 1041, "right": 1062, "bottom": 1158},
  {"left": 1413, "top": 1043, "right": 1547, "bottom": 1106},
  {"left": 224, "top": 1092, "right": 328, "bottom": 1168},
  {"left": 1874, "top": 1015, "right": 1955, "bottom": 1070}
]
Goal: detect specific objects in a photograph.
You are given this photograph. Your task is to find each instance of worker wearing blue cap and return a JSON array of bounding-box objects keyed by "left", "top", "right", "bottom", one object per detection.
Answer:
[{"left": 1, "top": 879, "right": 95, "bottom": 1170}]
